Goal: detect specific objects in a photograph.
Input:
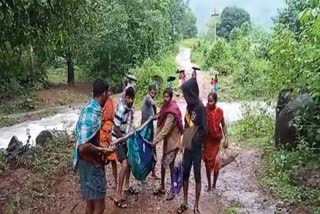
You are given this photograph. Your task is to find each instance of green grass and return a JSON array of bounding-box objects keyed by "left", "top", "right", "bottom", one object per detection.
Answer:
[
  {"left": 224, "top": 207, "right": 238, "bottom": 214},
  {"left": 224, "top": 200, "right": 241, "bottom": 214},
  {"left": 30, "top": 132, "right": 73, "bottom": 173},
  {"left": 0, "top": 95, "right": 41, "bottom": 116},
  {"left": 259, "top": 146, "right": 320, "bottom": 211},
  {"left": 230, "top": 105, "right": 320, "bottom": 211},
  {"left": 218, "top": 75, "right": 245, "bottom": 102},
  {"left": 47, "top": 65, "right": 88, "bottom": 84},
  {"left": 179, "top": 38, "right": 202, "bottom": 48},
  {"left": 229, "top": 103, "right": 274, "bottom": 148}
]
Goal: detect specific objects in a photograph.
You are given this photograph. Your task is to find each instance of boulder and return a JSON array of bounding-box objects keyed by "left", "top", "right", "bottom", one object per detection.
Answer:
[
  {"left": 36, "top": 130, "right": 54, "bottom": 146},
  {"left": 6, "top": 136, "right": 23, "bottom": 153},
  {"left": 36, "top": 130, "right": 69, "bottom": 146},
  {"left": 6, "top": 136, "right": 32, "bottom": 162}
]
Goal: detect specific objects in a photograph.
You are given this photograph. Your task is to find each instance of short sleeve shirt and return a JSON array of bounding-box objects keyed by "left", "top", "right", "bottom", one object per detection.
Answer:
[
  {"left": 141, "top": 94, "right": 155, "bottom": 124},
  {"left": 112, "top": 102, "right": 134, "bottom": 139}
]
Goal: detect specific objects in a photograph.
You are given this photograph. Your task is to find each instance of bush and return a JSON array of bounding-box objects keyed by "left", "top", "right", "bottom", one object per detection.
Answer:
[
  {"left": 261, "top": 143, "right": 320, "bottom": 208},
  {"left": 0, "top": 150, "right": 6, "bottom": 172},
  {"left": 0, "top": 47, "right": 47, "bottom": 99},
  {"left": 231, "top": 103, "right": 274, "bottom": 147},
  {"left": 231, "top": 103, "right": 320, "bottom": 210},
  {"left": 135, "top": 52, "right": 177, "bottom": 107}
]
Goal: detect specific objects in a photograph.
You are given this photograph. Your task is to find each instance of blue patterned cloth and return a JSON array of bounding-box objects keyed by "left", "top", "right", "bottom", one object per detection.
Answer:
[
  {"left": 78, "top": 159, "right": 106, "bottom": 200},
  {"left": 73, "top": 98, "right": 102, "bottom": 170},
  {"left": 127, "top": 119, "right": 156, "bottom": 181}
]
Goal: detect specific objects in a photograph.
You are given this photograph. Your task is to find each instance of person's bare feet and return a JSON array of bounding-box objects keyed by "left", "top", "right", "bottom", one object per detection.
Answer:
[
  {"left": 151, "top": 173, "right": 160, "bottom": 180},
  {"left": 205, "top": 187, "right": 212, "bottom": 192}
]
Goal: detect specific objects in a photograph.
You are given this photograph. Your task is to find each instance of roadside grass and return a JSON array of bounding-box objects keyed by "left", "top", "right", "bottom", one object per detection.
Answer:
[
  {"left": 0, "top": 117, "right": 17, "bottom": 128},
  {"left": 47, "top": 65, "right": 88, "bottom": 84},
  {"left": 224, "top": 200, "right": 241, "bottom": 214},
  {"left": 179, "top": 38, "right": 212, "bottom": 68},
  {"left": 0, "top": 95, "right": 41, "bottom": 116},
  {"left": 0, "top": 65, "right": 90, "bottom": 118},
  {"left": 230, "top": 104, "right": 320, "bottom": 212}
]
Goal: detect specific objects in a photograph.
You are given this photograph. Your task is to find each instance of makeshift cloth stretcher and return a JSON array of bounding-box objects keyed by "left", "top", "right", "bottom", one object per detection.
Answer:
[
  {"left": 127, "top": 119, "right": 156, "bottom": 181},
  {"left": 109, "top": 117, "right": 156, "bottom": 181}
]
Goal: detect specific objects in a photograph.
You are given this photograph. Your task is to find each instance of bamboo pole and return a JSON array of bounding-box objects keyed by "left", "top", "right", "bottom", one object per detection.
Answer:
[{"left": 106, "top": 116, "right": 156, "bottom": 151}]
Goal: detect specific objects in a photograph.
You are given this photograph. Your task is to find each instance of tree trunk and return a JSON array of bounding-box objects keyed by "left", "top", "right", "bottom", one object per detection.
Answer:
[
  {"left": 29, "top": 44, "right": 34, "bottom": 84},
  {"left": 66, "top": 49, "right": 75, "bottom": 86},
  {"left": 108, "top": 51, "right": 111, "bottom": 74}
]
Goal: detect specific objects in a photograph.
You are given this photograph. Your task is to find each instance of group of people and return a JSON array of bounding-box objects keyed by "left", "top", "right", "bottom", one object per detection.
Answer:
[
  {"left": 73, "top": 71, "right": 228, "bottom": 214},
  {"left": 211, "top": 74, "right": 219, "bottom": 93}
]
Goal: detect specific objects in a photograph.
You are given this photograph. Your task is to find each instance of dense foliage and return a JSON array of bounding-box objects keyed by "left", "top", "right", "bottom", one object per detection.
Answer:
[
  {"left": 0, "top": 0, "right": 197, "bottom": 99},
  {"left": 217, "top": 6, "right": 251, "bottom": 39},
  {"left": 275, "top": 0, "right": 305, "bottom": 35}
]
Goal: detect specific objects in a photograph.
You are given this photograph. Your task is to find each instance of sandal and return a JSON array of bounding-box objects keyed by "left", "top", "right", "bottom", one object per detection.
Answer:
[
  {"left": 124, "top": 187, "right": 139, "bottom": 195},
  {"left": 151, "top": 174, "right": 161, "bottom": 180},
  {"left": 114, "top": 199, "right": 128, "bottom": 208},
  {"left": 194, "top": 208, "right": 201, "bottom": 214},
  {"left": 177, "top": 204, "right": 188, "bottom": 214},
  {"left": 166, "top": 191, "right": 176, "bottom": 201},
  {"left": 153, "top": 188, "right": 165, "bottom": 196}
]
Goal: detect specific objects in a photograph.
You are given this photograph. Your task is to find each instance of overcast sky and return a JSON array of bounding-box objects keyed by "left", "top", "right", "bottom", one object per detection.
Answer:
[{"left": 188, "top": 0, "right": 286, "bottom": 33}]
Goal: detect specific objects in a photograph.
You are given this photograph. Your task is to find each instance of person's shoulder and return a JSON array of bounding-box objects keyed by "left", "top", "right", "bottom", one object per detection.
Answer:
[
  {"left": 195, "top": 101, "right": 205, "bottom": 110},
  {"left": 116, "top": 102, "right": 126, "bottom": 113},
  {"left": 216, "top": 106, "right": 223, "bottom": 114},
  {"left": 84, "top": 99, "right": 101, "bottom": 111},
  {"left": 143, "top": 94, "right": 151, "bottom": 101},
  {"left": 166, "top": 112, "right": 175, "bottom": 118}
]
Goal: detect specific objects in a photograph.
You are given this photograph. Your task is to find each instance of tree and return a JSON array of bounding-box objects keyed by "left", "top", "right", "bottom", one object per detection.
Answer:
[
  {"left": 0, "top": 0, "right": 198, "bottom": 97},
  {"left": 0, "top": 0, "right": 95, "bottom": 94},
  {"left": 274, "top": 0, "right": 306, "bottom": 36},
  {"left": 217, "top": 6, "right": 251, "bottom": 39},
  {"left": 47, "top": 0, "right": 96, "bottom": 86},
  {"left": 168, "top": 0, "right": 198, "bottom": 42},
  {"left": 181, "top": 8, "right": 198, "bottom": 38}
]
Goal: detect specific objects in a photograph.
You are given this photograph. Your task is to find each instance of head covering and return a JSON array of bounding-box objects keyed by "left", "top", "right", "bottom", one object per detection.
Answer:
[
  {"left": 126, "top": 73, "right": 137, "bottom": 82},
  {"left": 181, "top": 78, "right": 200, "bottom": 111},
  {"left": 157, "top": 100, "right": 183, "bottom": 133}
]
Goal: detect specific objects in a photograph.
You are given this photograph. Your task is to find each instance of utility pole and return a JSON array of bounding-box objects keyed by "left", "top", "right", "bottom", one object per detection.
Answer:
[{"left": 211, "top": 8, "right": 219, "bottom": 43}]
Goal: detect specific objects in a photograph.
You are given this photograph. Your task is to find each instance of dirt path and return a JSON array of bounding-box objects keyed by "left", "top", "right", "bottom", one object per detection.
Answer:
[{"left": 0, "top": 48, "right": 277, "bottom": 214}]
